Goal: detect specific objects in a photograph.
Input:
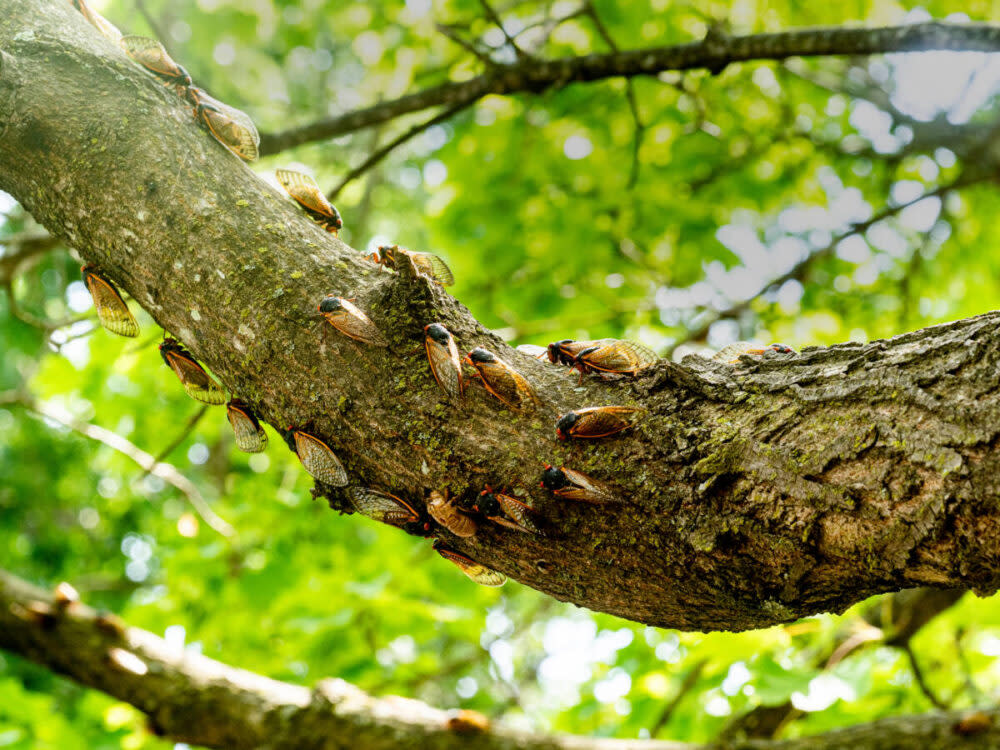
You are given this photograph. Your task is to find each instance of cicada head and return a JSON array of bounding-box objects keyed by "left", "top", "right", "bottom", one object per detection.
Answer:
[
  {"left": 424, "top": 323, "right": 451, "bottom": 347},
  {"left": 466, "top": 347, "right": 495, "bottom": 366},
  {"left": 540, "top": 464, "right": 569, "bottom": 491},
  {"left": 555, "top": 412, "right": 579, "bottom": 440},
  {"left": 769, "top": 343, "right": 795, "bottom": 354},
  {"left": 318, "top": 295, "right": 343, "bottom": 314},
  {"left": 547, "top": 339, "right": 573, "bottom": 364}
]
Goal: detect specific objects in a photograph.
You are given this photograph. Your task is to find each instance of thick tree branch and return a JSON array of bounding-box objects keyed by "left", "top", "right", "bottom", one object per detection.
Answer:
[
  {"left": 7, "top": 1, "right": 1000, "bottom": 631},
  {"left": 261, "top": 21, "right": 1000, "bottom": 153},
  {"left": 1, "top": 569, "right": 997, "bottom": 750}
]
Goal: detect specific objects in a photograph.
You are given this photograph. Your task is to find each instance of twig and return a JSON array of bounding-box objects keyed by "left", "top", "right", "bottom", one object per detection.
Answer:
[
  {"left": 477, "top": 0, "right": 532, "bottom": 61},
  {"left": 650, "top": 658, "right": 708, "bottom": 737},
  {"left": 902, "top": 641, "right": 948, "bottom": 710},
  {"left": 3, "top": 278, "right": 91, "bottom": 332},
  {"left": 143, "top": 404, "right": 209, "bottom": 475},
  {"left": 328, "top": 99, "right": 477, "bottom": 200},
  {"left": 436, "top": 23, "right": 496, "bottom": 65}
]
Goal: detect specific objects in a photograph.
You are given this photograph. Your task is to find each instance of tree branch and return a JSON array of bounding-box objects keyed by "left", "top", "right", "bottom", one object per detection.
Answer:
[
  {"left": 261, "top": 21, "right": 1000, "bottom": 153},
  {"left": 1, "top": 568, "right": 997, "bottom": 750}
]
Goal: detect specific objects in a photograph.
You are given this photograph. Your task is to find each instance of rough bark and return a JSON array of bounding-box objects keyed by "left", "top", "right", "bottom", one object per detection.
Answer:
[
  {"left": 2, "top": 570, "right": 997, "bottom": 750},
  {"left": 4, "top": 0, "right": 1000, "bottom": 632},
  {"left": 260, "top": 21, "right": 1000, "bottom": 153}
]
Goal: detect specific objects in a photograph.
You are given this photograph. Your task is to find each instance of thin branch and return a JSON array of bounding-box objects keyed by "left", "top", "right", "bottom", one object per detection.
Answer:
[
  {"left": 261, "top": 21, "right": 1000, "bottom": 154},
  {"left": 144, "top": 404, "right": 209, "bottom": 474},
  {"left": 3, "top": 278, "right": 91, "bottom": 332},
  {"left": 477, "top": 0, "right": 532, "bottom": 61},
  {"left": 902, "top": 642, "right": 948, "bottom": 710},
  {"left": 650, "top": 659, "right": 708, "bottom": 737},
  {"left": 436, "top": 22, "right": 496, "bottom": 65},
  {"left": 328, "top": 99, "right": 477, "bottom": 200}
]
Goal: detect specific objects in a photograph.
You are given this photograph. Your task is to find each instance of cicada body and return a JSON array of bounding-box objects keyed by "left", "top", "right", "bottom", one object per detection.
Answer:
[
  {"left": 350, "top": 488, "right": 421, "bottom": 529},
  {"left": 318, "top": 296, "right": 387, "bottom": 346},
  {"left": 446, "top": 710, "right": 490, "bottom": 733},
  {"left": 540, "top": 464, "right": 618, "bottom": 504},
  {"left": 119, "top": 36, "right": 192, "bottom": 87},
  {"left": 427, "top": 489, "right": 477, "bottom": 537},
  {"left": 226, "top": 399, "right": 267, "bottom": 453},
  {"left": 189, "top": 88, "right": 259, "bottom": 161},
  {"left": 712, "top": 341, "right": 796, "bottom": 364},
  {"left": 275, "top": 169, "right": 343, "bottom": 235},
  {"left": 432, "top": 539, "right": 506, "bottom": 587},
  {"left": 464, "top": 348, "right": 537, "bottom": 411},
  {"left": 72, "top": 0, "right": 123, "bottom": 43},
  {"left": 555, "top": 406, "right": 642, "bottom": 440},
  {"left": 546, "top": 338, "right": 616, "bottom": 367},
  {"left": 573, "top": 340, "right": 659, "bottom": 381},
  {"left": 424, "top": 323, "right": 463, "bottom": 400},
  {"left": 515, "top": 344, "right": 549, "bottom": 360},
  {"left": 282, "top": 427, "right": 348, "bottom": 486},
  {"left": 81, "top": 265, "right": 139, "bottom": 338},
  {"left": 370, "top": 244, "right": 455, "bottom": 287},
  {"left": 159, "top": 338, "right": 227, "bottom": 405},
  {"left": 475, "top": 489, "right": 539, "bottom": 534}
]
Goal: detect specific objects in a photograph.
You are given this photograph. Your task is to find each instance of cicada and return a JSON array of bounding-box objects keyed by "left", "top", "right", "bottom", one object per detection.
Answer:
[
  {"left": 573, "top": 340, "right": 659, "bottom": 382},
  {"left": 369, "top": 244, "right": 454, "bottom": 287},
  {"left": 81, "top": 265, "right": 139, "bottom": 338},
  {"left": 515, "top": 343, "right": 549, "bottom": 360},
  {"left": 53, "top": 582, "right": 80, "bottom": 610},
  {"left": 159, "top": 338, "right": 227, "bottom": 405},
  {"left": 555, "top": 406, "right": 642, "bottom": 440},
  {"left": 72, "top": 0, "right": 123, "bottom": 43},
  {"left": 427, "top": 489, "right": 476, "bottom": 537},
  {"left": 546, "top": 338, "right": 616, "bottom": 367},
  {"left": 432, "top": 539, "right": 506, "bottom": 587},
  {"left": 119, "top": 36, "right": 192, "bottom": 87},
  {"left": 464, "top": 348, "right": 537, "bottom": 411},
  {"left": 226, "top": 399, "right": 267, "bottom": 453},
  {"left": 424, "top": 323, "right": 463, "bottom": 400},
  {"left": 540, "top": 464, "right": 617, "bottom": 504},
  {"left": 446, "top": 710, "right": 490, "bottom": 733},
  {"left": 282, "top": 427, "right": 348, "bottom": 486},
  {"left": 474, "top": 488, "right": 539, "bottom": 534},
  {"left": 187, "top": 87, "right": 260, "bottom": 162},
  {"left": 318, "top": 296, "right": 387, "bottom": 346},
  {"left": 350, "top": 487, "right": 421, "bottom": 529},
  {"left": 712, "top": 341, "right": 795, "bottom": 364},
  {"left": 275, "top": 169, "right": 343, "bottom": 235}
]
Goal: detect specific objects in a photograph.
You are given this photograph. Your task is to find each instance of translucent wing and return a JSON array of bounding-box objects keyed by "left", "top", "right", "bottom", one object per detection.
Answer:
[
  {"left": 322, "top": 300, "right": 387, "bottom": 346},
  {"left": 580, "top": 340, "right": 659, "bottom": 374},
  {"left": 163, "top": 349, "right": 227, "bottom": 405},
  {"left": 351, "top": 488, "right": 419, "bottom": 527},
  {"left": 73, "top": 0, "right": 123, "bottom": 42},
  {"left": 410, "top": 252, "right": 455, "bottom": 286},
  {"left": 120, "top": 36, "right": 187, "bottom": 83},
  {"left": 560, "top": 467, "right": 618, "bottom": 504},
  {"left": 425, "top": 335, "right": 463, "bottom": 399},
  {"left": 477, "top": 359, "right": 536, "bottom": 411},
  {"left": 711, "top": 342, "right": 759, "bottom": 362},
  {"left": 193, "top": 92, "right": 259, "bottom": 161},
  {"left": 275, "top": 169, "right": 341, "bottom": 232},
  {"left": 573, "top": 406, "right": 642, "bottom": 438},
  {"left": 549, "top": 338, "right": 617, "bottom": 366},
  {"left": 83, "top": 268, "right": 139, "bottom": 337},
  {"left": 434, "top": 542, "right": 506, "bottom": 587},
  {"left": 494, "top": 494, "right": 540, "bottom": 534},
  {"left": 294, "top": 432, "right": 348, "bottom": 486},
  {"left": 226, "top": 402, "right": 267, "bottom": 453}
]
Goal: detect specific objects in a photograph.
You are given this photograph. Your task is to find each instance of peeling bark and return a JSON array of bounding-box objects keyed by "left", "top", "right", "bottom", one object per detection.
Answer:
[{"left": 2, "top": 0, "right": 1000, "bottom": 631}]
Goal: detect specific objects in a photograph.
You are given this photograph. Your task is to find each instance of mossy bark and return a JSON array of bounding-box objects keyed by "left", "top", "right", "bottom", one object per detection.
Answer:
[{"left": 3, "top": 0, "right": 1000, "bottom": 631}]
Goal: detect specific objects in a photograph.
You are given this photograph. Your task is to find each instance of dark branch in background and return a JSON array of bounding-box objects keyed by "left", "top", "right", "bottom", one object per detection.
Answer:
[
  {"left": 261, "top": 21, "right": 1000, "bottom": 154},
  {"left": 1, "top": 569, "right": 996, "bottom": 750},
  {"left": 650, "top": 659, "right": 708, "bottom": 738},
  {"left": 145, "top": 404, "right": 209, "bottom": 470}
]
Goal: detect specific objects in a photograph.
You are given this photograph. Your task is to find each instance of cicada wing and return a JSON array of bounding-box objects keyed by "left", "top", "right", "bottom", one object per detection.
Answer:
[
  {"left": 200, "top": 105, "right": 259, "bottom": 161},
  {"left": 712, "top": 342, "right": 760, "bottom": 363},
  {"left": 435, "top": 545, "right": 506, "bottom": 587},
  {"left": 83, "top": 270, "right": 139, "bottom": 337},
  {"left": 76, "top": 0, "right": 123, "bottom": 43},
  {"left": 120, "top": 36, "right": 182, "bottom": 79},
  {"left": 351, "top": 488, "right": 419, "bottom": 527},
  {"left": 425, "top": 337, "right": 463, "bottom": 399},
  {"left": 164, "top": 350, "right": 227, "bottom": 405},
  {"left": 561, "top": 468, "right": 617, "bottom": 504},
  {"left": 275, "top": 169, "right": 339, "bottom": 225},
  {"left": 410, "top": 252, "right": 455, "bottom": 286},
  {"left": 582, "top": 340, "right": 658, "bottom": 373},
  {"left": 294, "top": 432, "right": 348, "bottom": 486},
  {"left": 479, "top": 360, "right": 536, "bottom": 411},
  {"left": 495, "top": 495, "right": 540, "bottom": 534},
  {"left": 324, "top": 302, "right": 387, "bottom": 346},
  {"left": 226, "top": 403, "right": 267, "bottom": 453},
  {"left": 575, "top": 406, "right": 641, "bottom": 438}
]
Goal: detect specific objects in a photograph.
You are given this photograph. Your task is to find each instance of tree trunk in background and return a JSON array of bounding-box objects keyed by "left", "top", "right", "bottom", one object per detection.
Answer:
[{"left": 3, "top": 0, "right": 1000, "bottom": 631}]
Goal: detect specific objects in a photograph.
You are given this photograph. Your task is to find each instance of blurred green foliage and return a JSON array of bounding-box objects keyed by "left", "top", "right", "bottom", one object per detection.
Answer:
[{"left": 3, "top": 0, "right": 1000, "bottom": 747}]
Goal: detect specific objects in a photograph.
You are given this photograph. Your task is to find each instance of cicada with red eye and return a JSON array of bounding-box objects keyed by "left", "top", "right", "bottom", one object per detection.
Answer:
[
  {"left": 424, "top": 323, "right": 463, "bottom": 400},
  {"left": 515, "top": 344, "right": 549, "bottom": 360},
  {"left": 275, "top": 169, "right": 343, "bottom": 235},
  {"left": 350, "top": 487, "right": 423, "bottom": 529},
  {"left": 119, "top": 36, "right": 192, "bottom": 88},
  {"left": 546, "top": 338, "right": 616, "bottom": 367},
  {"left": 555, "top": 406, "right": 642, "bottom": 440},
  {"left": 72, "top": 0, "right": 123, "bottom": 43},
  {"left": 712, "top": 341, "right": 796, "bottom": 364},
  {"left": 226, "top": 399, "right": 267, "bottom": 453},
  {"left": 427, "top": 489, "right": 477, "bottom": 537},
  {"left": 432, "top": 539, "right": 506, "bottom": 587},
  {"left": 464, "top": 347, "right": 537, "bottom": 411},
  {"left": 281, "top": 427, "right": 348, "bottom": 487},
  {"left": 474, "top": 488, "right": 539, "bottom": 535},
  {"left": 369, "top": 244, "right": 455, "bottom": 287},
  {"left": 159, "top": 337, "right": 227, "bottom": 405},
  {"left": 81, "top": 265, "right": 139, "bottom": 338},
  {"left": 187, "top": 87, "right": 259, "bottom": 162},
  {"left": 573, "top": 340, "right": 659, "bottom": 382},
  {"left": 540, "top": 464, "right": 618, "bottom": 504},
  {"left": 318, "top": 296, "right": 387, "bottom": 346}
]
